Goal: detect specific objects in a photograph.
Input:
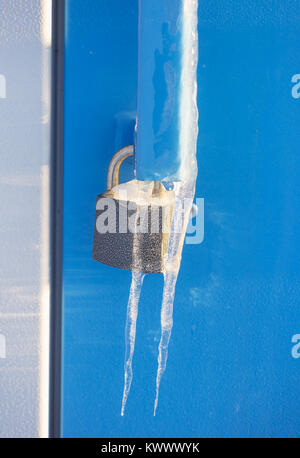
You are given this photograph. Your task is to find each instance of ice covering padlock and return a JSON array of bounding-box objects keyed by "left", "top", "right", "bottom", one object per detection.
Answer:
[{"left": 92, "top": 146, "right": 174, "bottom": 273}]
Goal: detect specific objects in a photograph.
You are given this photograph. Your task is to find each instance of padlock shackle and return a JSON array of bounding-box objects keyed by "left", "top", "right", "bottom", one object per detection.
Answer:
[{"left": 106, "top": 145, "right": 134, "bottom": 190}]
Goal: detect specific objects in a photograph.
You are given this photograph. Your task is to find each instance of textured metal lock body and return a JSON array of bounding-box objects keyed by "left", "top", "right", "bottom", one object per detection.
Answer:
[
  {"left": 93, "top": 147, "right": 174, "bottom": 274},
  {"left": 93, "top": 190, "right": 173, "bottom": 273}
]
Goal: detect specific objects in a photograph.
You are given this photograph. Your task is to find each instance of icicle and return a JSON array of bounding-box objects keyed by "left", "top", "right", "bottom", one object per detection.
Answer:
[
  {"left": 154, "top": 182, "right": 195, "bottom": 415},
  {"left": 121, "top": 271, "right": 145, "bottom": 416},
  {"left": 154, "top": 270, "right": 178, "bottom": 416}
]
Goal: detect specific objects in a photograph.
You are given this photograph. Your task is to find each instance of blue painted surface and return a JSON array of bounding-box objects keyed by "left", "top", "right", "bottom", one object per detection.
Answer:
[
  {"left": 136, "top": 0, "right": 183, "bottom": 181},
  {"left": 62, "top": 0, "right": 300, "bottom": 437}
]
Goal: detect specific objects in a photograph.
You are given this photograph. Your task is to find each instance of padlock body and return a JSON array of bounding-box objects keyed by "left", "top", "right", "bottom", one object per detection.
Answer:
[{"left": 93, "top": 184, "right": 174, "bottom": 273}]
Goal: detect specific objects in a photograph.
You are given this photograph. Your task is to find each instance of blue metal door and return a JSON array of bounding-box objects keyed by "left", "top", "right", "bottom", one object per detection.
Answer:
[{"left": 62, "top": 0, "right": 300, "bottom": 437}]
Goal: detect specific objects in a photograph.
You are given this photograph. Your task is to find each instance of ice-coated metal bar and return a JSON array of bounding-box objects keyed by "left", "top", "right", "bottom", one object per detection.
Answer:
[{"left": 136, "top": 0, "right": 189, "bottom": 181}]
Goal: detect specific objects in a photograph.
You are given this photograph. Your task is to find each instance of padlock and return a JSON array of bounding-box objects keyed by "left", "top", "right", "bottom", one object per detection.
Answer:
[{"left": 93, "top": 146, "right": 175, "bottom": 273}]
